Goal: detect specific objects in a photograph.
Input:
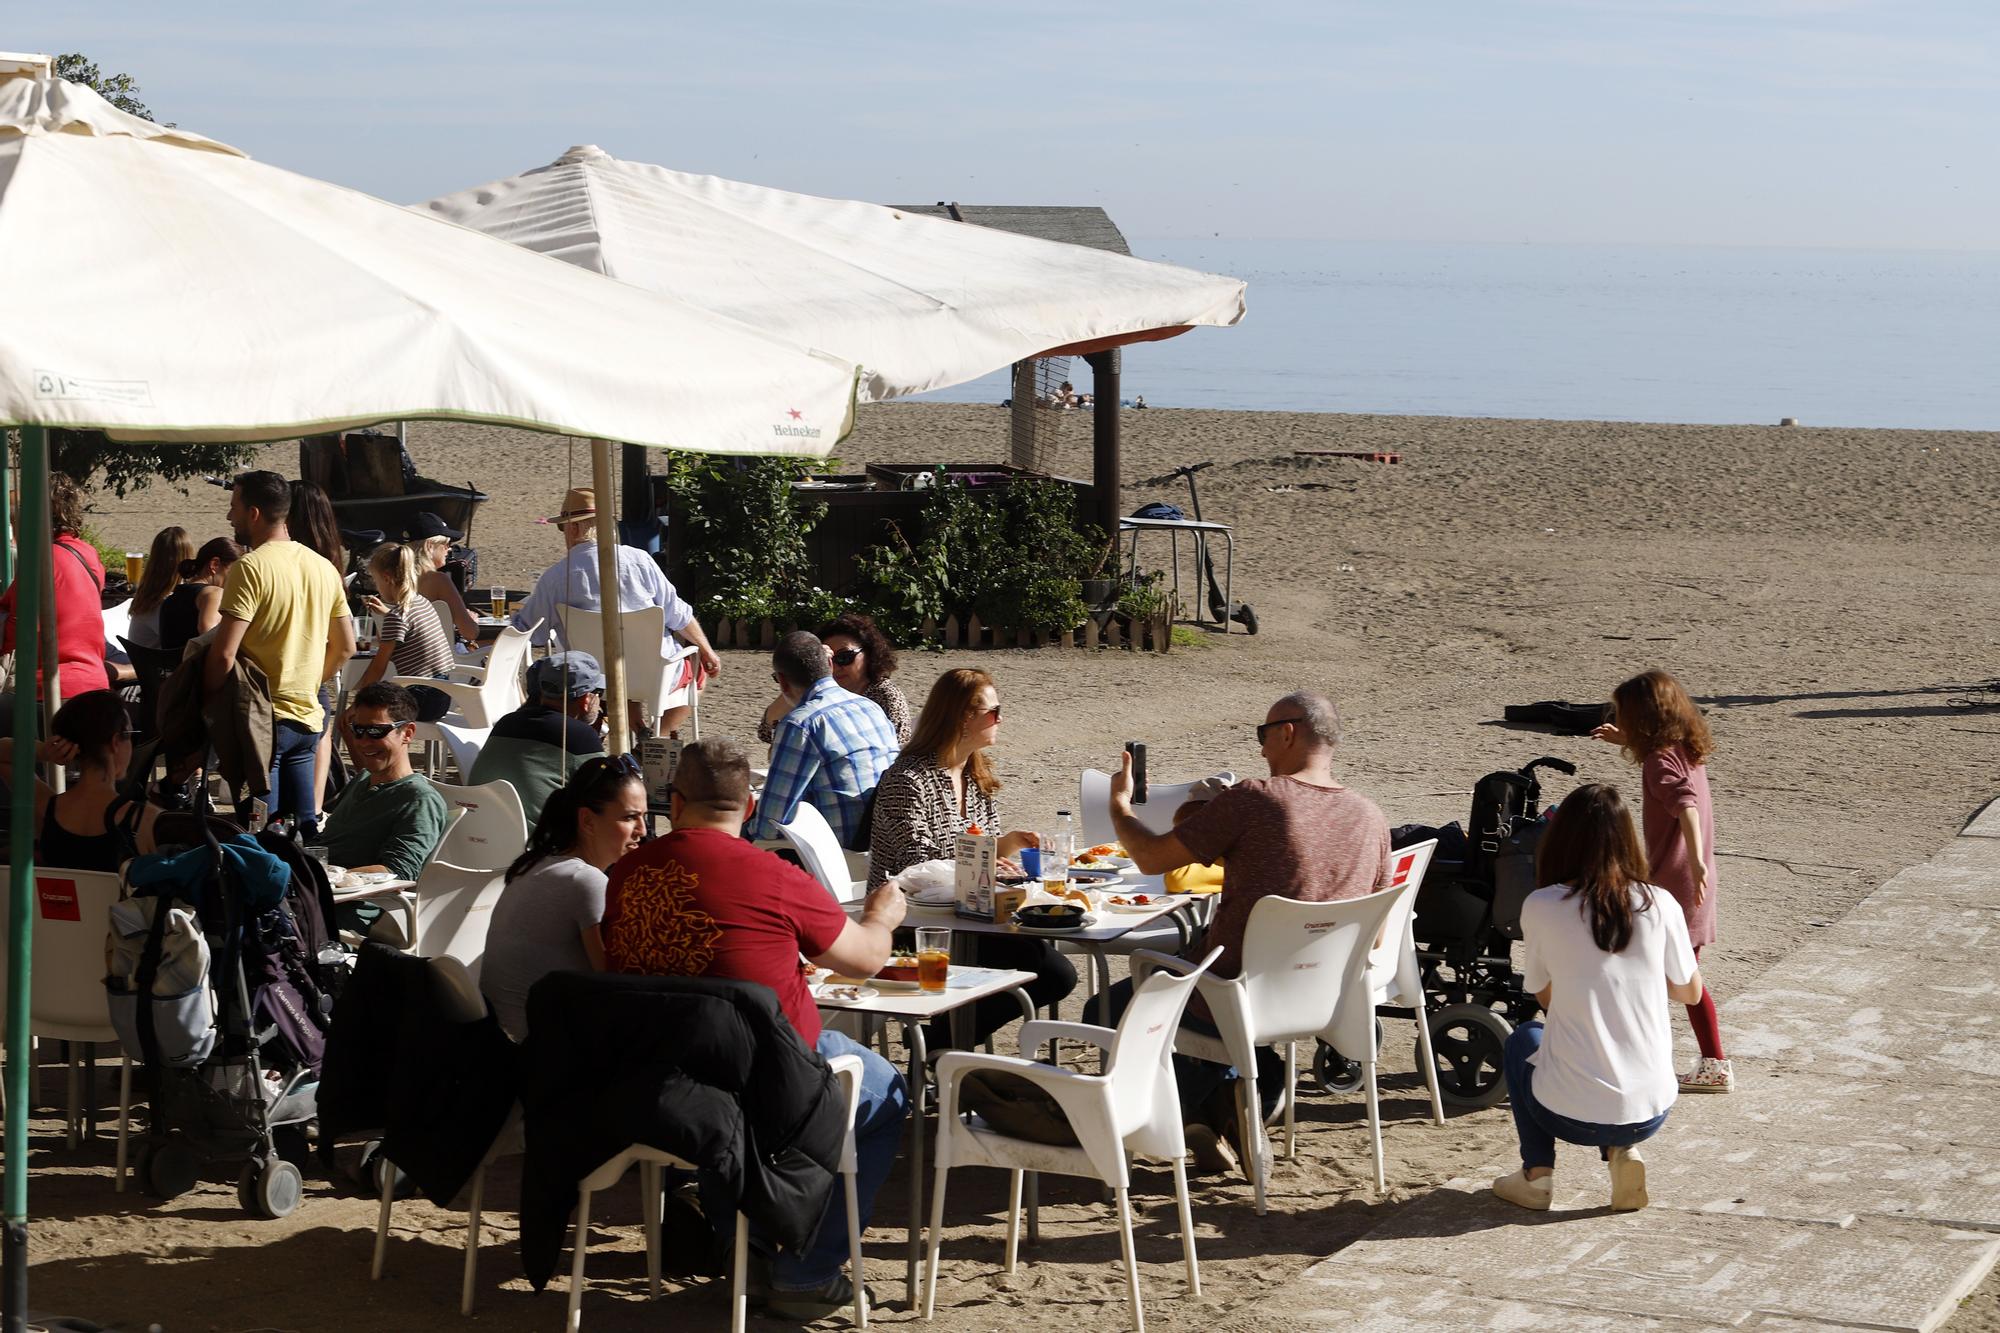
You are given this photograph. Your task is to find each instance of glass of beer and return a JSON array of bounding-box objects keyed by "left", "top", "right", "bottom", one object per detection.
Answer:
[
  {"left": 489, "top": 585, "right": 507, "bottom": 616},
  {"left": 1039, "top": 830, "right": 1070, "bottom": 899},
  {"left": 124, "top": 552, "right": 145, "bottom": 585},
  {"left": 916, "top": 927, "right": 951, "bottom": 993}
]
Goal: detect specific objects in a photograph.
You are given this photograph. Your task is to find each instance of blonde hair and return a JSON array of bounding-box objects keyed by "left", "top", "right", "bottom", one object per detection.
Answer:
[{"left": 368, "top": 541, "right": 424, "bottom": 609}]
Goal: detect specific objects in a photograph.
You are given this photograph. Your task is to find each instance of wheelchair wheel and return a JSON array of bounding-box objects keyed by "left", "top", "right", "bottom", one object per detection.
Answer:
[
  {"left": 1311, "top": 1019, "right": 1384, "bottom": 1094},
  {"left": 1427, "top": 1004, "right": 1512, "bottom": 1108}
]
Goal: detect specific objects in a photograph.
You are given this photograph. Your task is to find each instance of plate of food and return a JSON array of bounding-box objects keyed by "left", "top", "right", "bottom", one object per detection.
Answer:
[
  {"left": 814, "top": 982, "right": 880, "bottom": 1004},
  {"left": 1066, "top": 867, "right": 1121, "bottom": 885},
  {"left": 339, "top": 870, "right": 398, "bottom": 889},
  {"left": 1104, "top": 892, "right": 1164, "bottom": 912},
  {"left": 871, "top": 953, "right": 925, "bottom": 990},
  {"left": 1074, "top": 843, "right": 1136, "bottom": 871},
  {"left": 1013, "top": 902, "right": 1095, "bottom": 933}
]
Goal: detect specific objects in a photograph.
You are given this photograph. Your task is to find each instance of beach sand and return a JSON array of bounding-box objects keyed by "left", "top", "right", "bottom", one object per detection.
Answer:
[{"left": 49, "top": 402, "right": 2000, "bottom": 1329}]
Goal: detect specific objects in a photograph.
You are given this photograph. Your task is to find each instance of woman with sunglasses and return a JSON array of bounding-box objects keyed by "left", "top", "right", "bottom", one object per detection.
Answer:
[
  {"left": 480, "top": 753, "right": 647, "bottom": 1041},
  {"left": 0, "top": 690, "right": 160, "bottom": 872},
  {"left": 869, "top": 668, "right": 1070, "bottom": 1045},
  {"left": 757, "top": 611, "right": 912, "bottom": 746}
]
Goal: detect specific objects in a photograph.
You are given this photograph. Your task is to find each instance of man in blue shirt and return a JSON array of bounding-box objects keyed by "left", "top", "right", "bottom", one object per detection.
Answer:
[
  {"left": 744, "top": 632, "right": 898, "bottom": 850},
  {"left": 511, "top": 486, "right": 719, "bottom": 735}
]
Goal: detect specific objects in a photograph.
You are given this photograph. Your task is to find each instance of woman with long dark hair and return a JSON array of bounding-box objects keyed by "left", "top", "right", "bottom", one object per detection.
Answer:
[
  {"left": 159, "top": 536, "right": 242, "bottom": 654},
  {"left": 1494, "top": 783, "right": 1702, "bottom": 1214},
  {"left": 125, "top": 526, "right": 194, "bottom": 649},
  {"left": 758, "top": 610, "right": 911, "bottom": 745},
  {"left": 478, "top": 755, "right": 647, "bottom": 1040}
]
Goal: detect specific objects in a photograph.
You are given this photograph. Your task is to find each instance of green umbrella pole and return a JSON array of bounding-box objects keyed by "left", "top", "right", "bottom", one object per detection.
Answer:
[
  {"left": 3, "top": 425, "right": 47, "bottom": 1332},
  {"left": 0, "top": 431, "right": 12, "bottom": 588}
]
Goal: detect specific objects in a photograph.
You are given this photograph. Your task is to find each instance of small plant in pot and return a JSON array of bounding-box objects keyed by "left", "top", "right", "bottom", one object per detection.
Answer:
[{"left": 1080, "top": 533, "right": 1120, "bottom": 609}]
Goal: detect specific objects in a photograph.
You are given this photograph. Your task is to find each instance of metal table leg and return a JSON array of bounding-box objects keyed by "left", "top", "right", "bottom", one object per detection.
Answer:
[{"left": 903, "top": 1018, "right": 927, "bottom": 1308}]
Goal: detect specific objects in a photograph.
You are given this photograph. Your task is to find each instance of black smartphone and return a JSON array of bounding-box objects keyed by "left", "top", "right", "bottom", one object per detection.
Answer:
[{"left": 1125, "top": 740, "right": 1148, "bottom": 804}]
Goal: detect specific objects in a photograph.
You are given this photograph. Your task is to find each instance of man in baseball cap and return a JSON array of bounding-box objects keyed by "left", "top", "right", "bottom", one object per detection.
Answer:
[
  {"left": 511, "top": 484, "right": 719, "bottom": 737},
  {"left": 466, "top": 649, "right": 607, "bottom": 827}
]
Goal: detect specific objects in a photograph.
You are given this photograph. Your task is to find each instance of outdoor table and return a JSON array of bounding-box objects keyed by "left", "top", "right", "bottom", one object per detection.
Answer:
[
  {"left": 898, "top": 874, "right": 1200, "bottom": 1022},
  {"left": 1117, "top": 514, "right": 1235, "bottom": 633},
  {"left": 330, "top": 877, "right": 417, "bottom": 943},
  {"left": 814, "top": 966, "right": 1036, "bottom": 1307}
]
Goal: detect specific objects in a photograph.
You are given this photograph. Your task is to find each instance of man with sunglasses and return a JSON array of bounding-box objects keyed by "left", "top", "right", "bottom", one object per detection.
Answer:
[
  {"left": 743, "top": 632, "right": 898, "bottom": 851},
  {"left": 1101, "top": 690, "right": 1391, "bottom": 1171},
  {"left": 319, "top": 683, "right": 451, "bottom": 903}
]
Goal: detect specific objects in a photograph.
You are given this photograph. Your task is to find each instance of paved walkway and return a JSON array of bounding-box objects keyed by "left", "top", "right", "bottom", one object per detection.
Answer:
[{"left": 1218, "top": 799, "right": 2000, "bottom": 1333}]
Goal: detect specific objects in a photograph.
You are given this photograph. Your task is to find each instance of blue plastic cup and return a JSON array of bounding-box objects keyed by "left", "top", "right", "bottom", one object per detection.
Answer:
[{"left": 1018, "top": 846, "right": 1041, "bottom": 879}]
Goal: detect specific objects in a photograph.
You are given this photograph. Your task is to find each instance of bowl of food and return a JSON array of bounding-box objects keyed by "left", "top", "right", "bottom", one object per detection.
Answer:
[{"left": 1014, "top": 902, "right": 1093, "bottom": 931}]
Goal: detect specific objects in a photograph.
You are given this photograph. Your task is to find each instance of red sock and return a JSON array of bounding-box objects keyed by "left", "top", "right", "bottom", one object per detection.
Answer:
[{"left": 1686, "top": 987, "right": 1725, "bottom": 1060}]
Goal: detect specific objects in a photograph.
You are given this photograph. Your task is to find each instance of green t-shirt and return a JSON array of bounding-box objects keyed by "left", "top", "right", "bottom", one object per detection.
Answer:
[{"left": 321, "top": 771, "right": 449, "bottom": 882}]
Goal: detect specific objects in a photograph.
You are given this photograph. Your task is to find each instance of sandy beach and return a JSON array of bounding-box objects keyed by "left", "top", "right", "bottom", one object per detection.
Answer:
[{"left": 48, "top": 400, "right": 2000, "bottom": 1330}]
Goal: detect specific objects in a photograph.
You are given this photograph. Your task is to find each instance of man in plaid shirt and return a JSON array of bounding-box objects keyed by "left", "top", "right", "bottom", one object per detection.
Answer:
[{"left": 744, "top": 632, "right": 899, "bottom": 849}]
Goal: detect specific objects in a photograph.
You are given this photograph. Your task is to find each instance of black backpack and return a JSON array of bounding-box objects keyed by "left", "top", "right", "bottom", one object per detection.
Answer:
[
  {"left": 1467, "top": 756, "right": 1576, "bottom": 937},
  {"left": 249, "top": 830, "right": 344, "bottom": 1075}
]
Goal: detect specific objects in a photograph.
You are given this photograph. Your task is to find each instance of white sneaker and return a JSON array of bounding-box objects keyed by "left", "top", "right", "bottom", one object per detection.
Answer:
[
  {"left": 1679, "top": 1056, "right": 1734, "bottom": 1093},
  {"left": 1607, "top": 1145, "right": 1649, "bottom": 1211},
  {"left": 1492, "top": 1169, "right": 1553, "bottom": 1211}
]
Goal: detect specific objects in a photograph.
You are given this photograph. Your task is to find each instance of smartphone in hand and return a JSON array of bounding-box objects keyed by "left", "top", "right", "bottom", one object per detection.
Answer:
[{"left": 1125, "top": 740, "right": 1148, "bottom": 804}]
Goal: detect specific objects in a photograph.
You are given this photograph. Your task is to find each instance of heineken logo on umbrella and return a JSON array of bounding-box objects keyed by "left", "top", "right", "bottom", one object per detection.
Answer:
[{"left": 773, "top": 408, "right": 821, "bottom": 439}]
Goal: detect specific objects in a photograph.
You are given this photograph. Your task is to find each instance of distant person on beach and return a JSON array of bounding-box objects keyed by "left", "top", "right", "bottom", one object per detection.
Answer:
[
  {"left": 1096, "top": 690, "right": 1390, "bottom": 1173},
  {"left": 207, "top": 470, "right": 354, "bottom": 833},
  {"left": 1593, "top": 668, "right": 1731, "bottom": 1093},
  {"left": 1493, "top": 783, "right": 1700, "bottom": 1213},
  {"left": 1133, "top": 395, "right": 1148, "bottom": 409},
  {"left": 744, "top": 632, "right": 898, "bottom": 850},
  {"left": 469, "top": 650, "right": 606, "bottom": 830},
  {"left": 511, "top": 485, "right": 719, "bottom": 737}
]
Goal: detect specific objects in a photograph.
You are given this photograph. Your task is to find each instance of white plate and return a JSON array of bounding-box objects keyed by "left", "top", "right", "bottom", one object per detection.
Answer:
[
  {"left": 340, "top": 871, "right": 397, "bottom": 889},
  {"left": 815, "top": 984, "right": 880, "bottom": 1004},
  {"left": 1104, "top": 898, "right": 1166, "bottom": 913},
  {"left": 1075, "top": 856, "right": 1136, "bottom": 871}
]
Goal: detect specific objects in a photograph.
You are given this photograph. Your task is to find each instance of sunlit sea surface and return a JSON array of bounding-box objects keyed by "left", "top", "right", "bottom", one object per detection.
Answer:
[{"left": 914, "top": 240, "right": 2000, "bottom": 431}]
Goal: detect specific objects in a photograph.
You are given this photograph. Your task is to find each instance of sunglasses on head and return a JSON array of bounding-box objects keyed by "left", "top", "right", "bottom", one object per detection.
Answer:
[
  {"left": 579, "top": 753, "right": 644, "bottom": 781},
  {"left": 830, "top": 648, "right": 862, "bottom": 666},
  {"left": 348, "top": 721, "right": 409, "bottom": 740}
]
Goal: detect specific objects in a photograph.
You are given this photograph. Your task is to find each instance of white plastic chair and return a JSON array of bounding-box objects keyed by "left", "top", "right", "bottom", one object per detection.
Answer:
[
  {"left": 777, "top": 801, "right": 868, "bottom": 906},
  {"left": 556, "top": 605, "right": 702, "bottom": 736},
  {"left": 0, "top": 867, "right": 134, "bottom": 1190},
  {"left": 1360, "top": 841, "right": 1445, "bottom": 1128},
  {"left": 566, "top": 1052, "right": 871, "bottom": 1333},
  {"left": 402, "top": 619, "right": 542, "bottom": 776},
  {"left": 1068, "top": 770, "right": 1209, "bottom": 959},
  {"left": 1167, "top": 887, "right": 1405, "bottom": 1212},
  {"left": 925, "top": 948, "right": 1222, "bottom": 1333},
  {"left": 428, "top": 779, "right": 529, "bottom": 873},
  {"left": 376, "top": 862, "right": 506, "bottom": 978}
]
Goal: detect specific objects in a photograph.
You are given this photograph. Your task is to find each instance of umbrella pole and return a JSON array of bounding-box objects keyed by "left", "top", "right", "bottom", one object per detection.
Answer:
[
  {"left": 591, "top": 439, "right": 630, "bottom": 757},
  {"left": 3, "top": 426, "right": 48, "bottom": 1333},
  {"left": 0, "top": 432, "right": 11, "bottom": 588}
]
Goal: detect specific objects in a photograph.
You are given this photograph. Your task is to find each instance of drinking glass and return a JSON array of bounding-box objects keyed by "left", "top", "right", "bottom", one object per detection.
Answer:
[
  {"left": 124, "top": 552, "right": 145, "bottom": 585},
  {"left": 915, "top": 927, "right": 951, "bottom": 993},
  {"left": 354, "top": 614, "right": 377, "bottom": 651},
  {"left": 488, "top": 585, "right": 507, "bottom": 616}
]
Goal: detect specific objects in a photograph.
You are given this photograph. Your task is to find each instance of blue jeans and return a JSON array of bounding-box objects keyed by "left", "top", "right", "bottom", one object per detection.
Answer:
[
  {"left": 268, "top": 720, "right": 323, "bottom": 834},
  {"left": 770, "top": 1030, "right": 909, "bottom": 1292},
  {"left": 1505, "top": 1021, "right": 1666, "bottom": 1172}
]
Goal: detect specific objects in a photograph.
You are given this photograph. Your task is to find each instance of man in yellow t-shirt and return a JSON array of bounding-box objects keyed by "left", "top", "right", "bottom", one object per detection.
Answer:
[{"left": 206, "top": 470, "right": 355, "bottom": 833}]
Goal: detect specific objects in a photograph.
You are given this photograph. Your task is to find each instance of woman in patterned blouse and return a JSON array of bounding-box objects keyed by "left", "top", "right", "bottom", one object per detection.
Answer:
[
  {"left": 759, "top": 611, "right": 914, "bottom": 746},
  {"left": 869, "top": 668, "right": 1073, "bottom": 1045}
]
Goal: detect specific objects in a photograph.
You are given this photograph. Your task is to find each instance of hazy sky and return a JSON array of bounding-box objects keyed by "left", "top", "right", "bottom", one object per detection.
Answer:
[{"left": 17, "top": 1, "right": 1998, "bottom": 250}]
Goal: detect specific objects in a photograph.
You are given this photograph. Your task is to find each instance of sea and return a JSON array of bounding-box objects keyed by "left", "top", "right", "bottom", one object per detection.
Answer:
[{"left": 912, "top": 240, "right": 2000, "bottom": 432}]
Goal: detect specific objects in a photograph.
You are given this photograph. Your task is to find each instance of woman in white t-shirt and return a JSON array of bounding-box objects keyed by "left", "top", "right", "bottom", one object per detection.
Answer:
[{"left": 1494, "top": 783, "right": 1704, "bottom": 1213}]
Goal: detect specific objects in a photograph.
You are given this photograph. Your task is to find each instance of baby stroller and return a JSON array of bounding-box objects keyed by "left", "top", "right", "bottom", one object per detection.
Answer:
[
  {"left": 107, "top": 774, "right": 341, "bottom": 1216},
  {"left": 1314, "top": 755, "right": 1576, "bottom": 1108}
]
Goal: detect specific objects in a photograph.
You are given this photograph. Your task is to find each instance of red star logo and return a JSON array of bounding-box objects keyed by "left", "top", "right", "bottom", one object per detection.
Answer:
[{"left": 787, "top": 408, "right": 803, "bottom": 420}]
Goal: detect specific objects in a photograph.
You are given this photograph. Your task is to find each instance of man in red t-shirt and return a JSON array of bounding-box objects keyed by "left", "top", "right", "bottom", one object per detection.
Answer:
[
  {"left": 1099, "top": 690, "right": 1391, "bottom": 1173},
  {"left": 600, "top": 737, "right": 907, "bottom": 1320}
]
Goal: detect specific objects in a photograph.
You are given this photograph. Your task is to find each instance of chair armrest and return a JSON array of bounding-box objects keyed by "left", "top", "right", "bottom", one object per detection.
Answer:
[
  {"left": 1017, "top": 1020, "right": 1117, "bottom": 1061},
  {"left": 825, "top": 1052, "right": 865, "bottom": 1165},
  {"left": 932, "top": 1049, "right": 1097, "bottom": 1121},
  {"left": 1128, "top": 948, "right": 1194, "bottom": 984}
]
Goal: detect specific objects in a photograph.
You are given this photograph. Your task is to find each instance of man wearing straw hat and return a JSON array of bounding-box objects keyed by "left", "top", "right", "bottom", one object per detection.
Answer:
[{"left": 511, "top": 486, "right": 719, "bottom": 737}]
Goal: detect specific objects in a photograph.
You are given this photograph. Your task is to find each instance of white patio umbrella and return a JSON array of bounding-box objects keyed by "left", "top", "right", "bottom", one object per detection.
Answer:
[
  {"left": 0, "top": 64, "right": 859, "bottom": 1303},
  {"left": 417, "top": 144, "right": 1247, "bottom": 405}
]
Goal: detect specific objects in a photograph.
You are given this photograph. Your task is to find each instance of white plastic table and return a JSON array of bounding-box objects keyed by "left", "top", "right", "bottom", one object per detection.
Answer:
[
  {"left": 814, "top": 966, "right": 1036, "bottom": 1307},
  {"left": 1118, "top": 515, "right": 1236, "bottom": 633}
]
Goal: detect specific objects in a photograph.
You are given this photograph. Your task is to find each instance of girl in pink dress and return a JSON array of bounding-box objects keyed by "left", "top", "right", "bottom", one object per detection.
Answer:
[{"left": 1594, "top": 670, "right": 1732, "bottom": 1093}]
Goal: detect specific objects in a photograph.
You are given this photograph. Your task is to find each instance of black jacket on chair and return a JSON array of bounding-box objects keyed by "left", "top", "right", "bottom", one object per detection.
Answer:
[
  {"left": 317, "top": 943, "right": 520, "bottom": 1203},
  {"left": 518, "top": 971, "right": 843, "bottom": 1291}
]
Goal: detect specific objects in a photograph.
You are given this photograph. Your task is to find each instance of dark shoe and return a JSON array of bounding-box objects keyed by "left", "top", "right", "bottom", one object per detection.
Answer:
[
  {"left": 765, "top": 1272, "right": 876, "bottom": 1323},
  {"left": 1184, "top": 1122, "right": 1239, "bottom": 1176}
]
